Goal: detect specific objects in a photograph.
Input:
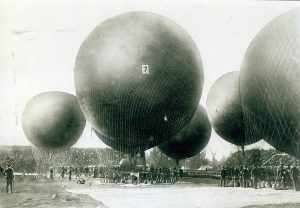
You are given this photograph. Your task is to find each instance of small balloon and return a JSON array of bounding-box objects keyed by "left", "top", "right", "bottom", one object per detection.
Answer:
[
  {"left": 22, "top": 91, "right": 86, "bottom": 149},
  {"left": 119, "top": 158, "right": 131, "bottom": 170},
  {"left": 158, "top": 105, "right": 211, "bottom": 160}
]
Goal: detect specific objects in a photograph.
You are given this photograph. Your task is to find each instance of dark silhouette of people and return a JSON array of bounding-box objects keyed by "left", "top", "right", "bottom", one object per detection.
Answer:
[
  {"left": 50, "top": 167, "right": 54, "bottom": 180},
  {"left": 93, "top": 166, "right": 98, "bottom": 178},
  {"left": 85, "top": 166, "right": 89, "bottom": 176},
  {"left": 220, "top": 166, "right": 227, "bottom": 187},
  {"left": 179, "top": 168, "right": 183, "bottom": 181},
  {"left": 61, "top": 166, "right": 66, "bottom": 181},
  {"left": 69, "top": 166, "right": 72, "bottom": 181}
]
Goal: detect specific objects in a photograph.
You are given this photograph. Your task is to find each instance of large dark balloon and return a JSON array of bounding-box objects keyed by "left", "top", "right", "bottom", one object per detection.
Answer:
[
  {"left": 22, "top": 92, "right": 86, "bottom": 149},
  {"left": 206, "top": 71, "right": 259, "bottom": 146},
  {"left": 240, "top": 8, "right": 300, "bottom": 158},
  {"left": 75, "top": 11, "right": 203, "bottom": 151},
  {"left": 93, "top": 129, "right": 139, "bottom": 154},
  {"left": 158, "top": 105, "right": 211, "bottom": 160}
]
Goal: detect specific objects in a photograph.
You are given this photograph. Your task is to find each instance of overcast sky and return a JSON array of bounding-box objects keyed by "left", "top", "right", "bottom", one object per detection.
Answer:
[{"left": 0, "top": 0, "right": 299, "bottom": 160}]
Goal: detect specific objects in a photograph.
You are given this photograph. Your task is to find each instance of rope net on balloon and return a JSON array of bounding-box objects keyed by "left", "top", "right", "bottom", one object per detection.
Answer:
[
  {"left": 94, "top": 147, "right": 124, "bottom": 168},
  {"left": 239, "top": 10, "right": 300, "bottom": 159},
  {"left": 30, "top": 146, "right": 75, "bottom": 174}
]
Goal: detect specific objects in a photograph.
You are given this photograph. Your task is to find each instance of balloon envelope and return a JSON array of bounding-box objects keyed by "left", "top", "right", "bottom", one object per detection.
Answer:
[
  {"left": 240, "top": 8, "right": 300, "bottom": 158},
  {"left": 206, "top": 71, "right": 259, "bottom": 146},
  {"left": 158, "top": 105, "right": 211, "bottom": 160},
  {"left": 22, "top": 91, "right": 86, "bottom": 149},
  {"left": 93, "top": 129, "right": 140, "bottom": 154},
  {"left": 75, "top": 11, "right": 203, "bottom": 152}
]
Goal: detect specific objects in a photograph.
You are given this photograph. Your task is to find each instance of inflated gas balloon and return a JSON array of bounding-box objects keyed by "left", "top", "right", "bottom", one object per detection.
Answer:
[
  {"left": 22, "top": 91, "right": 86, "bottom": 149},
  {"left": 93, "top": 129, "right": 139, "bottom": 154},
  {"left": 75, "top": 11, "right": 203, "bottom": 152},
  {"left": 240, "top": 8, "right": 300, "bottom": 158},
  {"left": 158, "top": 105, "right": 211, "bottom": 160},
  {"left": 206, "top": 71, "right": 259, "bottom": 146},
  {"left": 119, "top": 158, "right": 131, "bottom": 170}
]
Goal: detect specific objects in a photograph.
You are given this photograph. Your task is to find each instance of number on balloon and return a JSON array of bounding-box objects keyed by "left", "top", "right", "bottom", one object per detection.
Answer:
[{"left": 142, "top": 65, "right": 149, "bottom": 74}]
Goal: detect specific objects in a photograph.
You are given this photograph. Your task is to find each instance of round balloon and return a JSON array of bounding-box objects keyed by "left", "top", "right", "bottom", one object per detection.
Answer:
[
  {"left": 240, "top": 8, "right": 300, "bottom": 157},
  {"left": 206, "top": 71, "right": 259, "bottom": 146},
  {"left": 119, "top": 158, "right": 131, "bottom": 170},
  {"left": 74, "top": 11, "right": 203, "bottom": 151},
  {"left": 22, "top": 91, "right": 86, "bottom": 149},
  {"left": 158, "top": 105, "right": 211, "bottom": 160}
]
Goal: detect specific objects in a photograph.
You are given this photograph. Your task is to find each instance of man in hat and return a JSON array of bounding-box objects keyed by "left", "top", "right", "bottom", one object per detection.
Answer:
[{"left": 4, "top": 164, "right": 14, "bottom": 193}]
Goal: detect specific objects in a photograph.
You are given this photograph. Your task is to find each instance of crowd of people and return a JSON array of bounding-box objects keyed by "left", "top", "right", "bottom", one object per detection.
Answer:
[
  {"left": 2, "top": 159, "right": 300, "bottom": 194},
  {"left": 219, "top": 163, "right": 300, "bottom": 191},
  {"left": 0, "top": 163, "right": 185, "bottom": 194},
  {"left": 139, "top": 166, "right": 184, "bottom": 184},
  {"left": 49, "top": 165, "right": 184, "bottom": 185}
]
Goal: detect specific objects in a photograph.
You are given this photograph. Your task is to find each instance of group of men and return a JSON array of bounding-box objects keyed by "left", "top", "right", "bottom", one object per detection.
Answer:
[
  {"left": 58, "top": 166, "right": 95, "bottom": 181},
  {"left": 220, "top": 163, "right": 300, "bottom": 191},
  {"left": 0, "top": 164, "right": 15, "bottom": 193},
  {"left": 141, "top": 166, "right": 184, "bottom": 184}
]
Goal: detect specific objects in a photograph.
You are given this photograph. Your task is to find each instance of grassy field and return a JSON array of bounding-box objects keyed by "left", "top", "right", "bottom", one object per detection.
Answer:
[{"left": 0, "top": 177, "right": 106, "bottom": 208}]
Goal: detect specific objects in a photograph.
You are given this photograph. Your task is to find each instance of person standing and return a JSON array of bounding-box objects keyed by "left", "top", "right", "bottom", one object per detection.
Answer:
[
  {"left": 85, "top": 166, "right": 89, "bottom": 177},
  {"left": 93, "top": 166, "right": 98, "bottom": 178},
  {"left": 0, "top": 165, "right": 4, "bottom": 177},
  {"left": 68, "top": 166, "right": 72, "bottom": 181},
  {"left": 61, "top": 166, "right": 66, "bottom": 181},
  {"left": 290, "top": 164, "right": 299, "bottom": 191},
  {"left": 251, "top": 165, "right": 259, "bottom": 189},
  {"left": 276, "top": 163, "right": 287, "bottom": 189},
  {"left": 242, "top": 166, "right": 249, "bottom": 188},
  {"left": 220, "top": 166, "right": 227, "bottom": 187},
  {"left": 179, "top": 167, "right": 183, "bottom": 182},
  {"left": 50, "top": 167, "right": 54, "bottom": 180},
  {"left": 149, "top": 165, "right": 155, "bottom": 184},
  {"left": 4, "top": 164, "right": 14, "bottom": 193},
  {"left": 239, "top": 166, "right": 243, "bottom": 187}
]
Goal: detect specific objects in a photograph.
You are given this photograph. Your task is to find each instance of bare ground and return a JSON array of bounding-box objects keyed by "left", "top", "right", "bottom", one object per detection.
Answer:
[{"left": 0, "top": 177, "right": 106, "bottom": 208}]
